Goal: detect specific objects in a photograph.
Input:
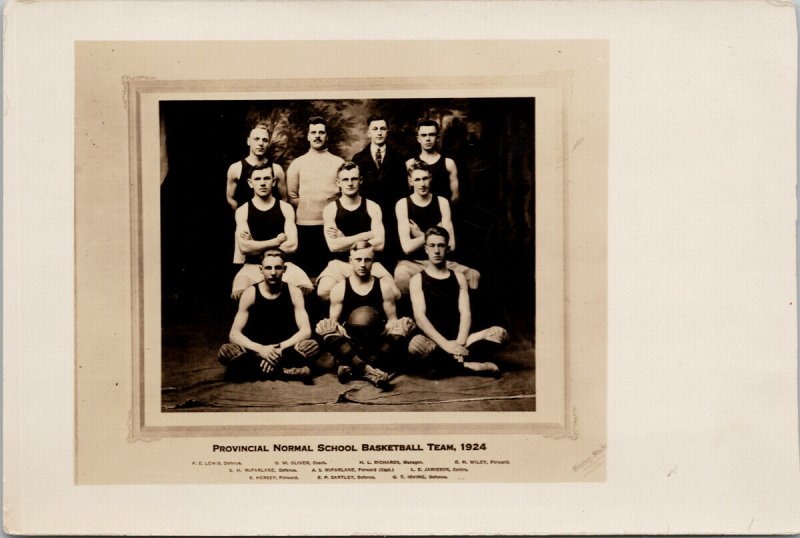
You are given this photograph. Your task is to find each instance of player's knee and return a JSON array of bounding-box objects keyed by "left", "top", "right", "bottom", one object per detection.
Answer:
[
  {"left": 408, "top": 335, "right": 436, "bottom": 360},
  {"left": 488, "top": 326, "right": 510, "bottom": 345},
  {"left": 218, "top": 343, "right": 245, "bottom": 366},
  {"left": 394, "top": 269, "right": 411, "bottom": 295}
]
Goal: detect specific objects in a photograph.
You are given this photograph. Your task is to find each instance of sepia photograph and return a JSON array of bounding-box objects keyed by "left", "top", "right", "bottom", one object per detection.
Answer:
[{"left": 159, "top": 97, "right": 537, "bottom": 413}]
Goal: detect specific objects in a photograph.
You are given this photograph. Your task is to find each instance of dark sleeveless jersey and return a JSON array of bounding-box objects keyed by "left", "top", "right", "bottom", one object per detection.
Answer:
[
  {"left": 241, "top": 283, "right": 298, "bottom": 345},
  {"left": 420, "top": 270, "right": 461, "bottom": 341},
  {"left": 341, "top": 277, "right": 385, "bottom": 324},
  {"left": 333, "top": 198, "right": 372, "bottom": 261},
  {"left": 406, "top": 196, "right": 442, "bottom": 260},
  {"left": 233, "top": 159, "right": 281, "bottom": 207},
  {"left": 233, "top": 159, "right": 256, "bottom": 208},
  {"left": 245, "top": 199, "right": 285, "bottom": 264},
  {"left": 426, "top": 155, "right": 452, "bottom": 200}
]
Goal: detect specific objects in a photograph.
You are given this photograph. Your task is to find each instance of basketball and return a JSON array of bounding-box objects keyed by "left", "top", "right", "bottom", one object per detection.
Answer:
[{"left": 346, "top": 306, "right": 382, "bottom": 332}]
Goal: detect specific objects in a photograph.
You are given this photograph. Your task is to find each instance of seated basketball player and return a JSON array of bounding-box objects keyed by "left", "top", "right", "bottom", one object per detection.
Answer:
[
  {"left": 407, "top": 226, "right": 509, "bottom": 378},
  {"left": 317, "top": 161, "right": 400, "bottom": 301},
  {"left": 218, "top": 250, "right": 320, "bottom": 383},
  {"left": 315, "top": 241, "right": 415, "bottom": 389},
  {"left": 394, "top": 159, "right": 479, "bottom": 294},
  {"left": 231, "top": 162, "right": 313, "bottom": 300}
]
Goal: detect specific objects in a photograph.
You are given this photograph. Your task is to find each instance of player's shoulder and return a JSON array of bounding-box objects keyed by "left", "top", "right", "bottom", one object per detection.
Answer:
[
  {"left": 453, "top": 270, "right": 468, "bottom": 286},
  {"left": 329, "top": 279, "right": 347, "bottom": 301},
  {"left": 240, "top": 284, "right": 257, "bottom": 304},
  {"left": 322, "top": 199, "right": 338, "bottom": 214},
  {"left": 234, "top": 203, "right": 249, "bottom": 218},
  {"left": 286, "top": 283, "right": 306, "bottom": 302},
  {"left": 227, "top": 159, "right": 242, "bottom": 175},
  {"left": 365, "top": 198, "right": 381, "bottom": 212}
]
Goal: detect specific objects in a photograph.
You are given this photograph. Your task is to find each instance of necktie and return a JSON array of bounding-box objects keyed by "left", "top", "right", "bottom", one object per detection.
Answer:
[{"left": 375, "top": 147, "right": 382, "bottom": 169}]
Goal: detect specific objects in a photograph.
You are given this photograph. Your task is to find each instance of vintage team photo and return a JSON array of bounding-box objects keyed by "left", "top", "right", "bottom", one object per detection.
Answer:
[{"left": 159, "top": 97, "right": 536, "bottom": 412}]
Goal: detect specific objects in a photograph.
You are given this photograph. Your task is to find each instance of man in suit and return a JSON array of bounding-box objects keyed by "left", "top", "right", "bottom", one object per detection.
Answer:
[{"left": 351, "top": 115, "right": 407, "bottom": 271}]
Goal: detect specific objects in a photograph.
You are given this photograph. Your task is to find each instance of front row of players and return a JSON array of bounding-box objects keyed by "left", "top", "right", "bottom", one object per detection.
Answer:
[{"left": 218, "top": 230, "right": 509, "bottom": 388}]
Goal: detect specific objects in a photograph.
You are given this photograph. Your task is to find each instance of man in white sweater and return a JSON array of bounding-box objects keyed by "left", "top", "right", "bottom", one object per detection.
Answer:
[{"left": 286, "top": 116, "right": 345, "bottom": 277}]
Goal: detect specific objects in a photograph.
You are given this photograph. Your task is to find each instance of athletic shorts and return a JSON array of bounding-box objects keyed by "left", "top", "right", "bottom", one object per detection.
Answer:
[
  {"left": 316, "top": 259, "right": 391, "bottom": 284},
  {"left": 232, "top": 262, "right": 314, "bottom": 296},
  {"left": 393, "top": 259, "right": 478, "bottom": 293}
]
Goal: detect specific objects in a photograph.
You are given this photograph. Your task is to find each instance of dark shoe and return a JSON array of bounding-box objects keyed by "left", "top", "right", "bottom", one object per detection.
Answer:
[
  {"left": 362, "top": 364, "right": 391, "bottom": 390},
  {"left": 337, "top": 365, "right": 353, "bottom": 384}
]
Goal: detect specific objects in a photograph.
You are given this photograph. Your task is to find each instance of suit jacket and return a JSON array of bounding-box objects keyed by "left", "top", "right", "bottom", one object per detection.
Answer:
[{"left": 351, "top": 144, "right": 408, "bottom": 213}]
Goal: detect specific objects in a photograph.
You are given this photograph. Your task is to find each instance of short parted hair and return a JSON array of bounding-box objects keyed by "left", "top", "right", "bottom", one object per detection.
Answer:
[
  {"left": 424, "top": 225, "right": 450, "bottom": 245},
  {"left": 406, "top": 158, "right": 431, "bottom": 177},
  {"left": 249, "top": 161, "right": 275, "bottom": 179},
  {"left": 366, "top": 115, "right": 386, "bottom": 127},
  {"left": 350, "top": 240, "right": 374, "bottom": 254},
  {"left": 250, "top": 122, "right": 270, "bottom": 134},
  {"left": 337, "top": 161, "right": 360, "bottom": 177},
  {"left": 416, "top": 119, "right": 440, "bottom": 134},
  {"left": 308, "top": 116, "right": 328, "bottom": 129},
  {"left": 261, "top": 249, "right": 285, "bottom": 265}
]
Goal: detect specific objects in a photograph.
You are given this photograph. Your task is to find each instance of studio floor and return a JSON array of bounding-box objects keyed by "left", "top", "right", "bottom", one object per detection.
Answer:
[{"left": 162, "top": 315, "right": 536, "bottom": 413}]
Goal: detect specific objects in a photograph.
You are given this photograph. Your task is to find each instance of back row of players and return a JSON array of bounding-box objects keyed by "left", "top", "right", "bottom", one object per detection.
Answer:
[{"left": 217, "top": 116, "right": 509, "bottom": 389}]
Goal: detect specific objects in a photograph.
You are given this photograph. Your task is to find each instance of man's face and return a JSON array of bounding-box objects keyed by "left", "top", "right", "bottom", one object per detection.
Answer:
[
  {"left": 424, "top": 234, "right": 448, "bottom": 265},
  {"left": 408, "top": 169, "right": 432, "bottom": 196},
  {"left": 349, "top": 247, "right": 374, "bottom": 277},
  {"left": 261, "top": 256, "right": 285, "bottom": 285},
  {"left": 336, "top": 167, "right": 362, "bottom": 197},
  {"left": 417, "top": 125, "right": 438, "bottom": 151},
  {"left": 247, "top": 128, "right": 270, "bottom": 156},
  {"left": 307, "top": 123, "right": 328, "bottom": 150},
  {"left": 367, "top": 120, "right": 388, "bottom": 146},
  {"left": 248, "top": 168, "right": 276, "bottom": 198}
]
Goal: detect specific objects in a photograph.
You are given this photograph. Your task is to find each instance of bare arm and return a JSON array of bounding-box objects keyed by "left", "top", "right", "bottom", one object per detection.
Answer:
[
  {"left": 282, "top": 285, "right": 312, "bottom": 349},
  {"left": 438, "top": 197, "right": 456, "bottom": 252},
  {"left": 273, "top": 163, "right": 288, "bottom": 202},
  {"left": 328, "top": 280, "right": 346, "bottom": 322},
  {"left": 286, "top": 159, "right": 300, "bottom": 208},
  {"left": 235, "top": 205, "right": 286, "bottom": 256},
  {"left": 395, "top": 199, "right": 425, "bottom": 255},
  {"left": 226, "top": 162, "right": 242, "bottom": 212},
  {"left": 279, "top": 202, "right": 298, "bottom": 254},
  {"left": 445, "top": 157, "right": 460, "bottom": 203},
  {"left": 380, "top": 277, "right": 398, "bottom": 324},
  {"left": 366, "top": 201, "right": 385, "bottom": 252},
  {"left": 228, "top": 287, "right": 262, "bottom": 352},
  {"left": 454, "top": 271, "right": 471, "bottom": 346},
  {"left": 322, "top": 202, "right": 374, "bottom": 253}
]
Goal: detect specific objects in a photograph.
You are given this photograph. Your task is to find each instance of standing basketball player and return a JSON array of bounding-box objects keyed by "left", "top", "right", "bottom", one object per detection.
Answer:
[{"left": 405, "top": 119, "right": 459, "bottom": 203}]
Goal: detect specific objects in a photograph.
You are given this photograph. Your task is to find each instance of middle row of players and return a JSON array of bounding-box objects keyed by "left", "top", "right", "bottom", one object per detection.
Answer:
[{"left": 231, "top": 158, "right": 481, "bottom": 303}]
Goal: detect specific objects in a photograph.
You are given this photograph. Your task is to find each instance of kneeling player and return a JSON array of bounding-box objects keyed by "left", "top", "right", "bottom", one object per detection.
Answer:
[
  {"left": 315, "top": 241, "right": 415, "bottom": 389},
  {"left": 408, "top": 226, "right": 509, "bottom": 378},
  {"left": 218, "top": 250, "right": 320, "bottom": 383}
]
